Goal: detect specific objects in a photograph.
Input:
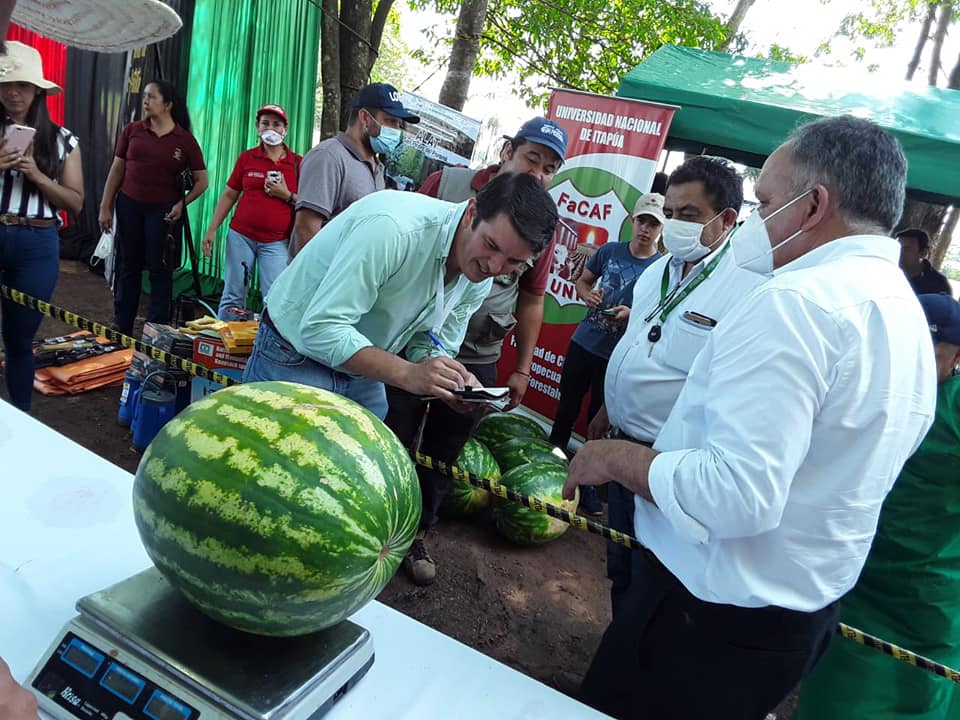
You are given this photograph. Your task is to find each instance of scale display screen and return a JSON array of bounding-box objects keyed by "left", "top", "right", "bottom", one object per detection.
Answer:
[
  {"left": 100, "top": 663, "right": 146, "bottom": 704},
  {"left": 143, "top": 690, "right": 191, "bottom": 720},
  {"left": 60, "top": 639, "right": 104, "bottom": 678}
]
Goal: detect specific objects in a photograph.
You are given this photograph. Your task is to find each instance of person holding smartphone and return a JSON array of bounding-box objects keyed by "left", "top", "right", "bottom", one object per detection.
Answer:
[
  {"left": 0, "top": 42, "right": 83, "bottom": 412},
  {"left": 99, "top": 80, "right": 208, "bottom": 336},
  {"left": 201, "top": 104, "right": 301, "bottom": 320}
]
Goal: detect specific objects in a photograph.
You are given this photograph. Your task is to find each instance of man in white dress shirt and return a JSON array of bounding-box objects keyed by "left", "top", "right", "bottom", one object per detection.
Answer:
[
  {"left": 564, "top": 115, "right": 938, "bottom": 719},
  {"left": 589, "top": 155, "right": 764, "bottom": 617}
]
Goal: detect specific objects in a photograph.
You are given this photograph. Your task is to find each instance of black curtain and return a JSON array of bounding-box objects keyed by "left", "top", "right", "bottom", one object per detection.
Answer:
[
  {"left": 144, "top": 0, "right": 196, "bottom": 93},
  {"left": 63, "top": 48, "right": 127, "bottom": 238}
]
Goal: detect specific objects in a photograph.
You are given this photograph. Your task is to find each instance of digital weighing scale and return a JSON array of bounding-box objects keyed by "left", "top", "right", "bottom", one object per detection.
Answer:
[{"left": 26, "top": 568, "right": 375, "bottom": 720}]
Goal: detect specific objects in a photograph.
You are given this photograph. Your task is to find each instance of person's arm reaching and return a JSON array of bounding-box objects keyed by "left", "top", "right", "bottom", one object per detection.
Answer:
[
  {"left": 505, "top": 289, "right": 544, "bottom": 408},
  {"left": 202, "top": 186, "right": 241, "bottom": 256},
  {"left": 291, "top": 208, "right": 326, "bottom": 257},
  {"left": 98, "top": 156, "right": 125, "bottom": 232},
  {"left": 0, "top": 658, "right": 38, "bottom": 720}
]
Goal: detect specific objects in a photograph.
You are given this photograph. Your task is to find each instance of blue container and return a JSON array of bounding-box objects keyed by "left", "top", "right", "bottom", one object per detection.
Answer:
[
  {"left": 132, "top": 371, "right": 178, "bottom": 451},
  {"left": 117, "top": 371, "right": 143, "bottom": 428}
]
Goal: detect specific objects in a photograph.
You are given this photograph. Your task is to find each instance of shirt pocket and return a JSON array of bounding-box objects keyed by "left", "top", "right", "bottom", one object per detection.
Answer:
[{"left": 662, "top": 319, "right": 712, "bottom": 373}]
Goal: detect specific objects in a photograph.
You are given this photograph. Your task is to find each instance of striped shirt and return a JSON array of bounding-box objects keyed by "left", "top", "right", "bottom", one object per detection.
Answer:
[{"left": 1, "top": 125, "right": 79, "bottom": 219}]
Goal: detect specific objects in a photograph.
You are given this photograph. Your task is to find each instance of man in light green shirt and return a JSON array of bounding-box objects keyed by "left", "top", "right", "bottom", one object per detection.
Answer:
[{"left": 242, "top": 172, "right": 559, "bottom": 419}]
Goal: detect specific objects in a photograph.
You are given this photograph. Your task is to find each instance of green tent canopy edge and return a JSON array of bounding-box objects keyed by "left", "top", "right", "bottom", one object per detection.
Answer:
[{"left": 617, "top": 45, "right": 960, "bottom": 204}]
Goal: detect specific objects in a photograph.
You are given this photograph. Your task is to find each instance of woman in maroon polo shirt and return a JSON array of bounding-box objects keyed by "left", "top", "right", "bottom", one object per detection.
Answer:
[
  {"left": 201, "top": 104, "right": 300, "bottom": 320},
  {"left": 0, "top": 42, "right": 84, "bottom": 412},
  {"left": 98, "top": 80, "right": 209, "bottom": 335}
]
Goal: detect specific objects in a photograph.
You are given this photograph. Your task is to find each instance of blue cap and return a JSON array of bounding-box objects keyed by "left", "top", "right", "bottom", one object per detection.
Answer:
[
  {"left": 352, "top": 83, "right": 420, "bottom": 124},
  {"left": 505, "top": 117, "right": 567, "bottom": 162},
  {"left": 918, "top": 293, "right": 960, "bottom": 345}
]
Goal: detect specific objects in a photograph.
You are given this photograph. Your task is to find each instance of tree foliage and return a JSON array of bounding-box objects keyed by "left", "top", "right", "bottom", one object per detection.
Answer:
[{"left": 412, "top": 0, "right": 728, "bottom": 104}]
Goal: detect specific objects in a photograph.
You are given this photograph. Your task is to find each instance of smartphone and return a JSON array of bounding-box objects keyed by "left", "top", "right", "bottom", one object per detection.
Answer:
[
  {"left": 453, "top": 386, "right": 510, "bottom": 401},
  {"left": 266, "top": 170, "right": 282, "bottom": 184},
  {"left": 599, "top": 308, "right": 619, "bottom": 317},
  {"left": 4, "top": 124, "right": 35, "bottom": 154}
]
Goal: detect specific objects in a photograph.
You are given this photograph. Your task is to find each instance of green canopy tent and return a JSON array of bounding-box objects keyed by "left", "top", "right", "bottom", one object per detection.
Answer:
[{"left": 617, "top": 45, "right": 960, "bottom": 204}]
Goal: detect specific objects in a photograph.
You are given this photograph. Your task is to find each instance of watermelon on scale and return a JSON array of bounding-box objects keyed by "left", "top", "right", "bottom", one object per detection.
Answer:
[
  {"left": 474, "top": 412, "right": 547, "bottom": 451},
  {"left": 132, "top": 381, "right": 421, "bottom": 637},
  {"left": 490, "top": 437, "right": 568, "bottom": 475},
  {"left": 492, "top": 462, "right": 579, "bottom": 545},
  {"left": 439, "top": 438, "right": 499, "bottom": 517}
]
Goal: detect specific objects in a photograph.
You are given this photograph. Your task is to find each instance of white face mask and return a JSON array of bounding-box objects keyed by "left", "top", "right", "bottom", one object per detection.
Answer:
[
  {"left": 662, "top": 213, "right": 723, "bottom": 262},
  {"left": 260, "top": 129, "right": 284, "bottom": 146},
  {"left": 730, "top": 189, "right": 812, "bottom": 276}
]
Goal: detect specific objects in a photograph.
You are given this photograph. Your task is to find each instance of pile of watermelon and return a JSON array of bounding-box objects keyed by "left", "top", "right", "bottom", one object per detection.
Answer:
[
  {"left": 132, "top": 381, "right": 421, "bottom": 637},
  {"left": 445, "top": 413, "right": 578, "bottom": 546}
]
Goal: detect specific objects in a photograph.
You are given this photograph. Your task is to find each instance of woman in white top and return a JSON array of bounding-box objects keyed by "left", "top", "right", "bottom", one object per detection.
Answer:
[{"left": 0, "top": 41, "right": 83, "bottom": 412}]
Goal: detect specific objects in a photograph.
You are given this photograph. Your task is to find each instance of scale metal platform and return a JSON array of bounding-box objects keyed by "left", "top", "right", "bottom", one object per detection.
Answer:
[{"left": 26, "top": 568, "right": 374, "bottom": 720}]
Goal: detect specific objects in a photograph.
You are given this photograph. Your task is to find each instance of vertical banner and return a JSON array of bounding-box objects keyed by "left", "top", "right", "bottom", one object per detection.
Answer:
[
  {"left": 498, "top": 89, "right": 676, "bottom": 437},
  {"left": 387, "top": 92, "right": 481, "bottom": 191}
]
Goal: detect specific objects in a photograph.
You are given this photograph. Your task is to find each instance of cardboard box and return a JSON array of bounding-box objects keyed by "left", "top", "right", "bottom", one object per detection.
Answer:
[{"left": 190, "top": 336, "right": 248, "bottom": 403}]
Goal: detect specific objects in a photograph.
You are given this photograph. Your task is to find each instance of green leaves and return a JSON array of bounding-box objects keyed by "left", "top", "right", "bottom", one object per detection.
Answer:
[{"left": 412, "top": 0, "right": 727, "bottom": 103}]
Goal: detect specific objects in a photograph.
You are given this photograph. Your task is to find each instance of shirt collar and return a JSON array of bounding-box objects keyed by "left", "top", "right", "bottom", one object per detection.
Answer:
[
  {"left": 436, "top": 201, "right": 470, "bottom": 261},
  {"left": 668, "top": 238, "right": 730, "bottom": 278},
  {"left": 471, "top": 164, "right": 500, "bottom": 191},
  {"left": 775, "top": 234, "right": 900, "bottom": 276},
  {"left": 336, "top": 132, "right": 382, "bottom": 170}
]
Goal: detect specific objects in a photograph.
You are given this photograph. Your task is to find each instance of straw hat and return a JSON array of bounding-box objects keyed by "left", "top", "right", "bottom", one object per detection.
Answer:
[
  {"left": 0, "top": 41, "right": 61, "bottom": 94},
  {"left": 11, "top": 0, "right": 183, "bottom": 54}
]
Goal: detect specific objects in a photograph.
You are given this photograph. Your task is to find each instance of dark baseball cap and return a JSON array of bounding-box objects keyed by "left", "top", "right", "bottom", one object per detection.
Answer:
[
  {"left": 918, "top": 293, "right": 960, "bottom": 345},
  {"left": 504, "top": 117, "right": 568, "bottom": 162},
  {"left": 352, "top": 83, "right": 420, "bottom": 124}
]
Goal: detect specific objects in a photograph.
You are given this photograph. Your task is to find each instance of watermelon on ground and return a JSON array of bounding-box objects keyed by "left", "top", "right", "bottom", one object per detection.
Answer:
[
  {"left": 490, "top": 437, "right": 568, "bottom": 475},
  {"left": 132, "top": 381, "right": 421, "bottom": 637},
  {"left": 492, "top": 462, "right": 579, "bottom": 545},
  {"left": 440, "top": 438, "right": 499, "bottom": 516},
  {"left": 474, "top": 412, "right": 547, "bottom": 451}
]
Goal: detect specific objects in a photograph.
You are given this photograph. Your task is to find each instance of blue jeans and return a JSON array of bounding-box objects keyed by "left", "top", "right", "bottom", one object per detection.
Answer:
[
  {"left": 114, "top": 192, "right": 176, "bottom": 334},
  {"left": 241, "top": 320, "right": 388, "bottom": 419},
  {"left": 0, "top": 225, "right": 59, "bottom": 411},
  {"left": 217, "top": 229, "right": 289, "bottom": 320}
]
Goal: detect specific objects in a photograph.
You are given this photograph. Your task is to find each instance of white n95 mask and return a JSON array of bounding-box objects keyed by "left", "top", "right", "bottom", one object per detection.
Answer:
[
  {"left": 731, "top": 190, "right": 812, "bottom": 275},
  {"left": 662, "top": 213, "right": 723, "bottom": 263}
]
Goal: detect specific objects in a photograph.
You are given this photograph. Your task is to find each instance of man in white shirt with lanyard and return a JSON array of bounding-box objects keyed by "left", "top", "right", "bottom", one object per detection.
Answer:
[
  {"left": 589, "top": 156, "right": 764, "bottom": 617},
  {"left": 564, "top": 116, "right": 937, "bottom": 719}
]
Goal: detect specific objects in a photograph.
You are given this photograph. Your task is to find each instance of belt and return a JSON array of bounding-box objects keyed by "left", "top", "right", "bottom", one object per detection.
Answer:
[
  {"left": 0, "top": 214, "right": 57, "bottom": 228},
  {"left": 262, "top": 307, "right": 278, "bottom": 332},
  {"left": 611, "top": 427, "right": 654, "bottom": 448}
]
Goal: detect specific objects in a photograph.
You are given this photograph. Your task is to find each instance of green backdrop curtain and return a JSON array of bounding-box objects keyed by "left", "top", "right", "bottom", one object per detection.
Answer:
[{"left": 176, "top": 0, "right": 321, "bottom": 301}]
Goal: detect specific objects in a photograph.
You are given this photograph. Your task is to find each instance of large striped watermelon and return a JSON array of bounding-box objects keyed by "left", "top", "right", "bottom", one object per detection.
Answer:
[
  {"left": 492, "top": 462, "right": 579, "bottom": 545},
  {"left": 439, "top": 438, "right": 499, "bottom": 517},
  {"left": 474, "top": 412, "right": 547, "bottom": 451},
  {"left": 490, "top": 437, "right": 568, "bottom": 475},
  {"left": 132, "top": 381, "right": 421, "bottom": 637}
]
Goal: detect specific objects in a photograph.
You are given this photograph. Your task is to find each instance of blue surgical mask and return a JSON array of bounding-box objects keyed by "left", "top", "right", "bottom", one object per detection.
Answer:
[{"left": 369, "top": 124, "right": 404, "bottom": 158}]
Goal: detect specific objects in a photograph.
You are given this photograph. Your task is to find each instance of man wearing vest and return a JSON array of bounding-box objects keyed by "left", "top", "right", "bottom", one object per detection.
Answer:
[{"left": 385, "top": 117, "right": 567, "bottom": 585}]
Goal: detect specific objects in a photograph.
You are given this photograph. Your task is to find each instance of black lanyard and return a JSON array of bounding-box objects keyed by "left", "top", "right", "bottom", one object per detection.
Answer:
[{"left": 645, "top": 244, "right": 729, "bottom": 343}]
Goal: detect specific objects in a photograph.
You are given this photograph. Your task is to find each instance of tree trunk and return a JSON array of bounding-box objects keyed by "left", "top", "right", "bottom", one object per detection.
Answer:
[
  {"left": 930, "top": 205, "right": 957, "bottom": 269},
  {"left": 717, "top": 0, "right": 756, "bottom": 51},
  {"left": 338, "top": 0, "right": 375, "bottom": 129},
  {"left": 948, "top": 48, "right": 960, "bottom": 89},
  {"left": 319, "top": 0, "right": 341, "bottom": 140},
  {"left": 906, "top": 1, "right": 937, "bottom": 81},
  {"left": 928, "top": 1, "right": 952, "bottom": 86},
  {"left": 438, "top": 0, "right": 489, "bottom": 111}
]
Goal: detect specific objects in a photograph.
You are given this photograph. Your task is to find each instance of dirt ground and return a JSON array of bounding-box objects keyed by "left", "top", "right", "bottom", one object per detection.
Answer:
[{"left": 3, "top": 259, "right": 797, "bottom": 717}]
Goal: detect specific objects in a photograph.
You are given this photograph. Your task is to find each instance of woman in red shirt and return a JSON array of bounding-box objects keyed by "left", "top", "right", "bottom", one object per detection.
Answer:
[
  {"left": 98, "top": 80, "right": 209, "bottom": 335},
  {"left": 202, "top": 104, "right": 300, "bottom": 320}
]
